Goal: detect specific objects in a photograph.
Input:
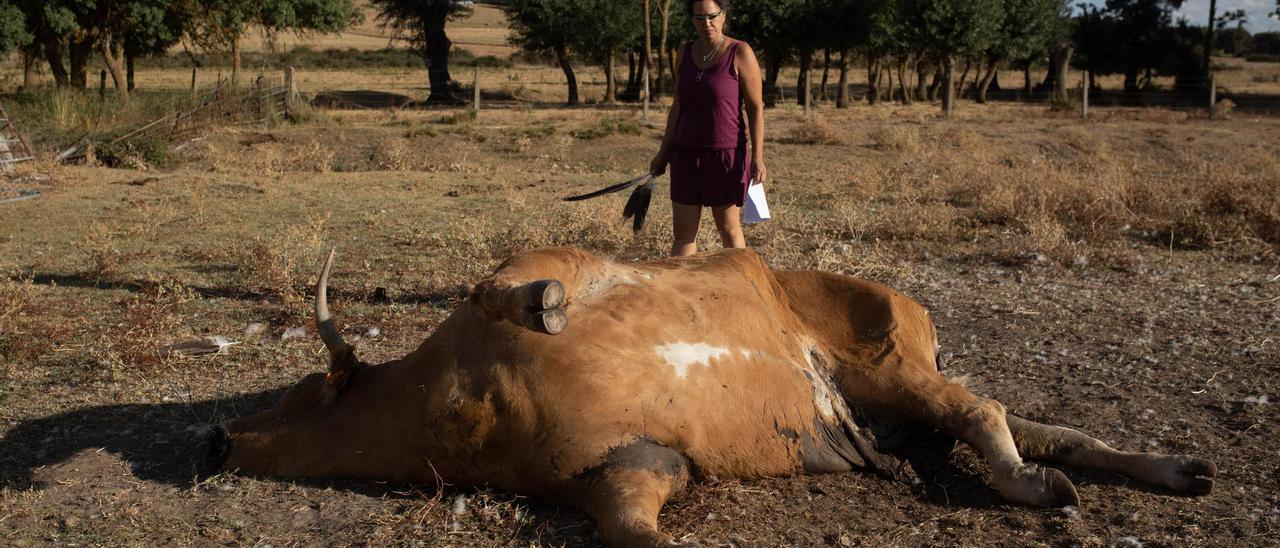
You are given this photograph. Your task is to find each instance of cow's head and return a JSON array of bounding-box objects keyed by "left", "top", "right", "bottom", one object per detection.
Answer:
[{"left": 204, "top": 252, "right": 420, "bottom": 480}]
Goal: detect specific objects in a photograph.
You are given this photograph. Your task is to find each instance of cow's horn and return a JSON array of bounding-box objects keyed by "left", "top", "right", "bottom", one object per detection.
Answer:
[{"left": 315, "top": 250, "right": 353, "bottom": 361}]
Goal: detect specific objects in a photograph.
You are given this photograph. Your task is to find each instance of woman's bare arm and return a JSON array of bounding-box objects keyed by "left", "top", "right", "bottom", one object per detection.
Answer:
[{"left": 736, "top": 41, "right": 767, "bottom": 185}]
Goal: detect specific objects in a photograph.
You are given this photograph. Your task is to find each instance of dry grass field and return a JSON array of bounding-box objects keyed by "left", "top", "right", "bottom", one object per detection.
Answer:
[
  {"left": 1, "top": 96, "right": 1278, "bottom": 545},
  {"left": 1, "top": 5, "right": 1280, "bottom": 546}
]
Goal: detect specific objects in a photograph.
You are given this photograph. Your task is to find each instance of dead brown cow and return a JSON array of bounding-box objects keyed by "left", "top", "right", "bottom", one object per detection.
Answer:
[{"left": 207, "top": 247, "right": 1215, "bottom": 546}]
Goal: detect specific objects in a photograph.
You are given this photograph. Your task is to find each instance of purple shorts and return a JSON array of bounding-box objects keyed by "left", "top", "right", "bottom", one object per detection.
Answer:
[{"left": 670, "top": 144, "right": 751, "bottom": 207}]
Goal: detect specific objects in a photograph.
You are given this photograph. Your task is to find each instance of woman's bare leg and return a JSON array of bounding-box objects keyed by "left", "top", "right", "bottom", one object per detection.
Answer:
[
  {"left": 672, "top": 202, "right": 702, "bottom": 257},
  {"left": 711, "top": 205, "right": 746, "bottom": 249}
]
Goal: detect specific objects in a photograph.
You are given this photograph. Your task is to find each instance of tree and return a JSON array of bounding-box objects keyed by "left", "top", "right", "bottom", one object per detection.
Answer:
[
  {"left": 1109, "top": 0, "right": 1184, "bottom": 92},
  {"left": 976, "top": 0, "right": 1068, "bottom": 103},
  {"left": 14, "top": 0, "right": 96, "bottom": 88},
  {"left": 96, "top": 0, "right": 192, "bottom": 100},
  {"left": 370, "top": 0, "right": 470, "bottom": 105},
  {"left": 904, "top": 0, "right": 1002, "bottom": 115},
  {"left": 0, "top": 0, "right": 30, "bottom": 58},
  {"left": 1212, "top": 11, "right": 1248, "bottom": 57},
  {"left": 815, "top": 0, "right": 871, "bottom": 107},
  {"left": 190, "top": 0, "right": 362, "bottom": 86},
  {"left": 732, "top": 0, "right": 807, "bottom": 106},
  {"left": 573, "top": 0, "right": 642, "bottom": 103},
  {"left": 505, "top": 0, "right": 584, "bottom": 105},
  {"left": 123, "top": 0, "right": 192, "bottom": 90}
]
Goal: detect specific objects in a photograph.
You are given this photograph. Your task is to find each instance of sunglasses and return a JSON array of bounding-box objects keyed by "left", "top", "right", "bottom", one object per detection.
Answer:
[{"left": 692, "top": 10, "right": 722, "bottom": 24}]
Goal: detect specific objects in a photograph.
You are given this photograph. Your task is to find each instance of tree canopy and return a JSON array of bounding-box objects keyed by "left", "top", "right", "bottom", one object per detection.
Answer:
[
  {"left": 369, "top": 0, "right": 470, "bottom": 104},
  {"left": 0, "top": 0, "right": 30, "bottom": 57}
]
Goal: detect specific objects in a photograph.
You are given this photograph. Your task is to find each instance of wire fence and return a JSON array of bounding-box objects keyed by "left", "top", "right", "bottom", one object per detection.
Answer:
[
  {"left": 756, "top": 70, "right": 1280, "bottom": 116},
  {"left": 57, "top": 71, "right": 297, "bottom": 164}
]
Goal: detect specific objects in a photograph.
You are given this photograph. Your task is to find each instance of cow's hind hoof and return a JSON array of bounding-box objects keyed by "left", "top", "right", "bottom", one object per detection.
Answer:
[
  {"left": 527, "top": 279, "right": 565, "bottom": 311},
  {"left": 1149, "top": 455, "right": 1216, "bottom": 495},
  {"left": 525, "top": 306, "right": 567, "bottom": 335}
]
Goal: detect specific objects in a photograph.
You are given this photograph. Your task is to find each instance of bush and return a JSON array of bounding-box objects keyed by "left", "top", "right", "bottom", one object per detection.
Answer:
[{"left": 570, "top": 116, "right": 642, "bottom": 140}]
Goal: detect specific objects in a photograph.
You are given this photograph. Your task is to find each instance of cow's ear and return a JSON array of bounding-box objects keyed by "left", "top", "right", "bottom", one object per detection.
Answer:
[{"left": 322, "top": 346, "right": 361, "bottom": 402}]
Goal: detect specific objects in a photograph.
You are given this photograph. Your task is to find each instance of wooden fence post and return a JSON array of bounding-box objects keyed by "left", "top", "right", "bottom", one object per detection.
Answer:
[
  {"left": 1082, "top": 71, "right": 1090, "bottom": 119},
  {"left": 99, "top": 70, "right": 106, "bottom": 100},
  {"left": 473, "top": 65, "right": 481, "bottom": 117},
  {"left": 190, "top": 67, "right": 197, "bottom": 102},
  {"left": 284, "top": 66, "right": 297, "bottom": 117},
  {"left": 1208, "top": 73, "right": 1216, "bottom": 119}
]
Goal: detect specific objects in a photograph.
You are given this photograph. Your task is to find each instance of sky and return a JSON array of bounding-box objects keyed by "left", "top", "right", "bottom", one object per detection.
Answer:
[{"left": 1076, "top": 0, "right": 1280, "bottom": 33}]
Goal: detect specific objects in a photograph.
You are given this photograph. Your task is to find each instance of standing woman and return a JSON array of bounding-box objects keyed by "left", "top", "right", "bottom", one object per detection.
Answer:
[{"left": 649, "top": 0, "right": 767, "bottom": 257}]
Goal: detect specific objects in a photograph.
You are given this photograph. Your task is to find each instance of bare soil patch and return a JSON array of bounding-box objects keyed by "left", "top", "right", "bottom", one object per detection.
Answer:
[{"left": 1, "top": 103, "right": 1277, "bottom": 545}]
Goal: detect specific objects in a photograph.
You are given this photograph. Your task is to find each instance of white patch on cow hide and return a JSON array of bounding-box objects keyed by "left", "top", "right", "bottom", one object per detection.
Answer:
[{"left": 655, "top": 342, "right": 730, "bottom": 378}]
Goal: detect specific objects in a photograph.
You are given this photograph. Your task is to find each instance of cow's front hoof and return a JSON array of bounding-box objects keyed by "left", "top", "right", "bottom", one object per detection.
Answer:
[
  {"left": 996, "top": 464, "right": 1079, "bottom": 507},
  {"left": 525, "top": 306, "right": 567, "bottom": 335}
]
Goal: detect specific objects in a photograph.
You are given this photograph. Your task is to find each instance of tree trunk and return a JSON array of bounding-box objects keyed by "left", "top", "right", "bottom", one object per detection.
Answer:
[
  {"left": 866, "top": 54, "right": 880, "bottom": 105},
  {"left": 799, "top": 50, "right": 812, "bottom": 106},
  {"left": 819, "top": 49, "right": 831, "bottom": 101},
  {"left": 554, "top": 43, "right": 579, "bottom": 105},
  {"left": 915, "top": 58, "right": 928, "bottom": 101},
  {"left": 797, "top": 48, "right": 812, "bottom": 109},
  {"left": 424, "top": 13, "right": 461, "bottom": 105},
  {"left": 1123, "top": 67, "right": 1139, "bottom": 93},
  {"left": 22, "top": 46, "right": 39, "bottom": 91},
  {"left": 231, "top": 36, "right": 241, "bottom": 87},
  {"left": 957, "top": 59, "right": 972, "bottom": 99},
  {"left": 100, "top": 31, "right": 130, "bottom": 101},
  {"left": 644, "top": 0, "right": 654, "bottom": 100},
  {"left": 897, "top": 55, "right": 912, "bottom": 105},
  {"left": 69, "top": 34, "right": 93, "bottom": 89},
  {"left": 605, "top": 48, "right": 617, "bottom": 104},
  {"left": 43, "top": 37, "right": 70, "bottom": 88},
  {"left": 126, "top": 51, "right": 135, "bottom": 91},
  {"left": 884, "top": 62, "right": 893, "bottom": 102},
  {"left": 628, "top": 51, "right": 637, "bottom": 90},
  {"left": 976, "top": 58, "right": 999, "bottom": 103},
  {"left": 1203, "top": 0, "right": 1217, "bottom": 78},
  {"left": 927, "top": 66, "right": 944, "bottom": 101},
  {"left": 836, "top": 49, "right": 849, "bottom": 108},
  {"left": 669, "top": 47, "right": 678, "bottom": 85},
  {"left": 656, "top": 0, "right": 671, "bottom": 98},
  {"left": 764, "top": 51, "right": 782, "bottom": 107},
  {"left": 943, "top": 55, "right": 956, "bottom": 116},
  {"left": 1050, "top": 46, "right": 1073, "bottom": 105}
]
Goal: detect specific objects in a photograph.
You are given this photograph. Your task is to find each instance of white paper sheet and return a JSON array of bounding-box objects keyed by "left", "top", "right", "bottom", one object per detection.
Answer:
[{"left": 743, "top": 181, "right": 771, "bottom": 224}]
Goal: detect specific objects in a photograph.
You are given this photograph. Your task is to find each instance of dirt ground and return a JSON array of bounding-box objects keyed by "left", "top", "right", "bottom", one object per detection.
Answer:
[{"left": 1, "top": 101, "right": 1278, "bottom": 546}]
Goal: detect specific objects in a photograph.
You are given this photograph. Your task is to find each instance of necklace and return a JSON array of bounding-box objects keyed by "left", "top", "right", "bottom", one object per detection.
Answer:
[
  {"left": 695, "top": 36, "right": 724, "bottom": 81},
  {"left": 699, "top": 36, "right": 724, "bottom": 65}
]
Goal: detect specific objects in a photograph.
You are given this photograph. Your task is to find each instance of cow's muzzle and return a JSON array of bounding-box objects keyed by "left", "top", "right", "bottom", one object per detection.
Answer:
[{"left": 202, "top": 425, "right": 231, "bottom": 474}]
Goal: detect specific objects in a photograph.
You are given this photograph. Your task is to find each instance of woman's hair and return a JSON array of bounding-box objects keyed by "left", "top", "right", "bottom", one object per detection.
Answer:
[{"left": 685, "top": 0, "right": 731, "bottom": 20}]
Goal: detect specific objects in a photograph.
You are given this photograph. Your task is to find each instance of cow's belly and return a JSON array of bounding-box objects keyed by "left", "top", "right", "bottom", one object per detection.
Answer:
[{"left": 479, "top": 270, "right": 855, "bottom": 482}]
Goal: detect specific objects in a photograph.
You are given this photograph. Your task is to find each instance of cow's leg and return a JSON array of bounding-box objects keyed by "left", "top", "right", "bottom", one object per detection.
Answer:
[
  {"left": 576, "top": 440, "right": 693, "bottom": 547},
  {"left": 1006, "top": 414, "right": 1215, "bottom": 495},
  {"left": 856, "top": 368, "right": 1079, "bottom": 507},
  {"left": 468, "top": 248, "right": 609, "bottom": 335}
]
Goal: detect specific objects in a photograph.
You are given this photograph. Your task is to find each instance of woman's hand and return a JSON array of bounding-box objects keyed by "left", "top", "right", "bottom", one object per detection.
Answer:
[
  {"left": 752, "top": 157, "right": 768, "bottom": 185},
  {"left": 650, "top": 154, "right": 668, "bottom": 177}
]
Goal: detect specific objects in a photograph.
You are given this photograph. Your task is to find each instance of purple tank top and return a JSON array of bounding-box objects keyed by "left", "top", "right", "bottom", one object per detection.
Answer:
[{"left": 675, "top": 40, "right": 746, "bottom": 151}]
